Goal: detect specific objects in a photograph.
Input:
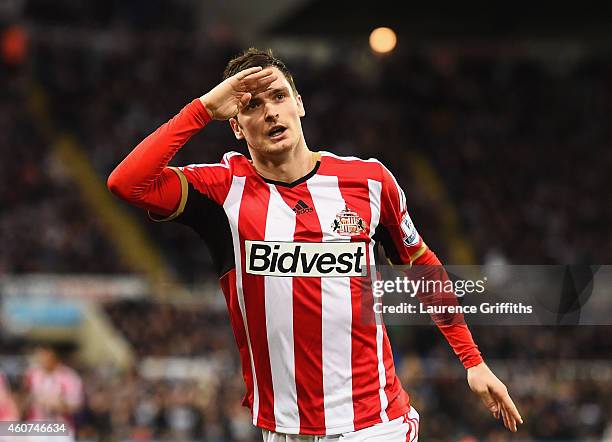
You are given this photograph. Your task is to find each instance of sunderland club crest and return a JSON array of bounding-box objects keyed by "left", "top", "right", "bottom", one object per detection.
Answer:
[{"left": 332, "top": 205, "right": 366, "bottom": 236}]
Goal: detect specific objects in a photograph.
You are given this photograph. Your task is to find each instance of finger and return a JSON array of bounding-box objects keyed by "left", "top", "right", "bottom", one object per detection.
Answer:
[
  {"left": 497, "top": 390, "right": 523, "bottom": 425},
  {"left": 496, "top": 400, "right": 504, "bottom": 420},
  {"left": 502, "top": 407, "right": 510, "bottom": 431},
  {"left": 237, "top": 92, "right": 252, "bottom": 111},
  {"left": 502, "top": 402, "right": 519, "bottom": 432},
  {"left": 242, "top": 68, "right": 276, "bottom": 84},
  {"left": 241, "top": 79, "right": 278, "bottom": 100},
  {"left": 504, "top": 407, "right": 518, "bottom": 433},
  {"left": 479, "top": 390, "right": 499, "bottom": 417},
  {"left": 500, "top": 406, "right": 511, "bottom": 432},
  {"left": 244, "top": 72, "right": 277, "bottom": 90},
  {"left": 238, "top": 77, "right": 277, "bottom": 97},
  {"left": 235, "top": 66, "right": 262, "bottom": 81},
  {"left": 249, "top": 76, "right": 278, "bottom": 95}
]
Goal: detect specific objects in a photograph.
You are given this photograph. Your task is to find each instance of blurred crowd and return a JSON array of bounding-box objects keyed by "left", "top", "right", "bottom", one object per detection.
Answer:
[
  {"left": 75, "top": 365, "right": 256, "bottom": 442},
  {"left": 103, "top": 300, "right": 233, "bottom": 358},
  {"left": 0, "top": 66, "right": 123, "bottom": 274},
  {"left": 4, "top": 301, "right": 611, "bottom": 441},
  {"left": 60, "top": 346, "right": 612, "bottom": 441}
]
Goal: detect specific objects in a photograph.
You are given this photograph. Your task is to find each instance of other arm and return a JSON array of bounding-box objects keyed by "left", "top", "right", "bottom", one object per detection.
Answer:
[{"left": 377, "top": 162, "right": 523, "bottom": 432}]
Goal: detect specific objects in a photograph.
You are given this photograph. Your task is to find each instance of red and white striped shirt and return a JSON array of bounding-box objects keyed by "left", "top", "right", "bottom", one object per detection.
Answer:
[
  {"left": 0, "top": 372, "right": 18, "bottom": 421},
  {"left": 24, "top": 365, "right": 83, "bottom": 426},
  {"left": 108, "top": 99, "right": 483, "bottom": 436}
]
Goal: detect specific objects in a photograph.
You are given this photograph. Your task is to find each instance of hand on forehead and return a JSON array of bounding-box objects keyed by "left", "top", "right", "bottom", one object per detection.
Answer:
[{"left": 252, "top": 68, "right": 291, "bottom": 97}]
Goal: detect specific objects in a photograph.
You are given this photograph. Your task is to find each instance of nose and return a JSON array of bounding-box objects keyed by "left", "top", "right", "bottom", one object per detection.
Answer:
[{"left": 264, "top": 102, "right": 279, "bottom": 122}]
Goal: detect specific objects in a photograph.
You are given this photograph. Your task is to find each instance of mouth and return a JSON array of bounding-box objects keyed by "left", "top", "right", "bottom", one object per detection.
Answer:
[{"left": 267, "top": 125, "right": 287, "bottom": 139}]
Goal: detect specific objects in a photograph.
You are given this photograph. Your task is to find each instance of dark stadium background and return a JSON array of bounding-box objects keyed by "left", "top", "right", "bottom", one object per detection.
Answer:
[{"left": 1, "top": 1, "right": 611, "bottom": 441}]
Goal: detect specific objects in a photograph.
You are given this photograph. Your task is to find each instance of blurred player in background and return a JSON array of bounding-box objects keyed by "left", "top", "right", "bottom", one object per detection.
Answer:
[
  {"left": 21, "top": 344, "right": 83, "bottom": 440},
  {"left": 108, "top": 48, "right": 522, "bottom": 441},
  {"left": 0, "top": 372, "right": 19, "bottom": 442},
  {"left": 0, "top": 371, "right": 18, "bottom": 421}
]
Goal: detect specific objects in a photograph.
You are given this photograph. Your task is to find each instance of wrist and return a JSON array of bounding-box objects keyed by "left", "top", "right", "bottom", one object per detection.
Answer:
[
  {"left": 467, "top": 361, "right": 488, "bottom": 372},
  {"left": 198, "top": 95, "right": 215, "bottom": 120}
]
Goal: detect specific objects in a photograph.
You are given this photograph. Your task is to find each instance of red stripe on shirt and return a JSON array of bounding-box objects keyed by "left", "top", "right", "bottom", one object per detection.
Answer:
[
  {"left": 381, "top": 331, "right": 410, "bottom": 421},
  {"left": 220, "top": 269, "right": 255, "bottom": 408}
]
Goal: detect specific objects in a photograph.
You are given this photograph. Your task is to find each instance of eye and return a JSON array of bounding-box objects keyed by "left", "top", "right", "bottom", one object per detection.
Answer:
[
  {"left": 276, "top": 93, "right": 285, "bottom": 100},
  {"left": 246, "top": 101, "right": 260, "bottom": 110}
]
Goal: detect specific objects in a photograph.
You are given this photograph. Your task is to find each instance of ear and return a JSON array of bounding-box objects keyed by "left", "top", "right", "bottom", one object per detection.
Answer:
[
  {"left": 296, "top": 94, "right": 305, "bottom": 117},
  {"left": 229, "top": 117, "right": 245, "bottom": 140}
]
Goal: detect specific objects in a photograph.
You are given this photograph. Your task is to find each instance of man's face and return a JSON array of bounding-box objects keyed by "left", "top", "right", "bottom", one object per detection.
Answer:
[
  {"left": 230, "top": 67, "right": 305, "bottom": 155},
  {"left": 36, "top": 348, "right": 58, "bottom": 372}
]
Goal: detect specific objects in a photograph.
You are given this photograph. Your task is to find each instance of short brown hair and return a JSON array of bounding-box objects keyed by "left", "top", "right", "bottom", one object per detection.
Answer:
[{"left": 223, "top": 48, "right": 298, "bottom": 95}]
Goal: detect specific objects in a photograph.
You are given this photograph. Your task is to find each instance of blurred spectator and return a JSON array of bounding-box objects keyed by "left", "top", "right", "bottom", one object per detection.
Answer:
[
  {"left": 22, "top": 344, "right": 83, "bottom": 436},
  {"left": 0, "top": 371, "right": 18, "bottom": 421}
]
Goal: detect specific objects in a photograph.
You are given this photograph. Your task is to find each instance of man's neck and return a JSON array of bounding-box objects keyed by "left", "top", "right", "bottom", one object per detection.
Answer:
[{"left": 249, "top": 141, "right": 316, "bottom": 184}]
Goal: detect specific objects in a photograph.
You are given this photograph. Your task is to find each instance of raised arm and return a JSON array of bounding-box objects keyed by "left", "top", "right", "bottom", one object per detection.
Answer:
[
  {"left": 107, "top": 67, "right": 277, "bottom": 216},
  {"left": 107, "top": 99, "right": 212, "bottom": 216}
]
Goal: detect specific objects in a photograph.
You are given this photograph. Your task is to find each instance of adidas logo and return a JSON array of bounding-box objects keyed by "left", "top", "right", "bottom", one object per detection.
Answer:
[{"left": 293, "top": 200, "right": 313, "bottom": 215}]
